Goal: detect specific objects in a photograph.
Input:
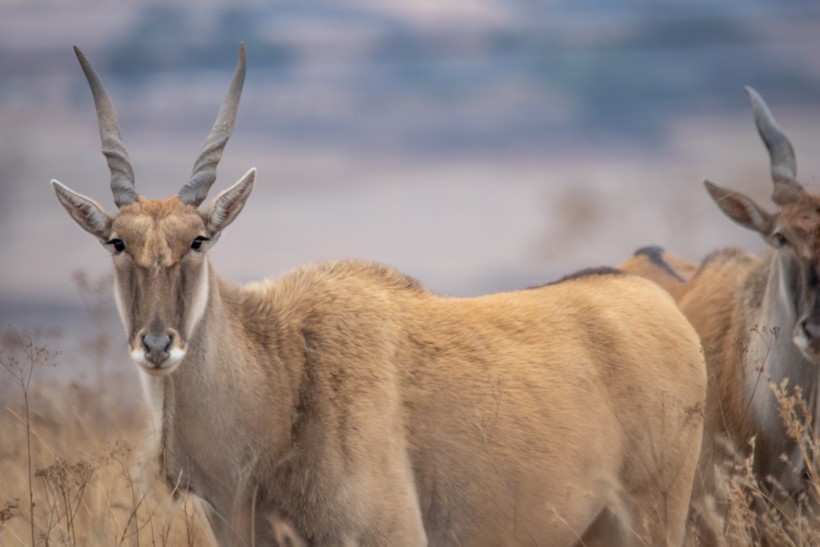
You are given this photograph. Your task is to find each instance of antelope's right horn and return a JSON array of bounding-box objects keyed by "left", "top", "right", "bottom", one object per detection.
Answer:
[{"left": 74, "top": 46, "right": 138, "bottom": 208}]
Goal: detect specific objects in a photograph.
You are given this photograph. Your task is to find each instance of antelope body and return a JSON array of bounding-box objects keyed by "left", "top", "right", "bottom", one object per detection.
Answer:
[
  {"left": 52, "top": 45, "right": 706, "bottom": 546},
  {"left": 621, "top": 88, "right": 820, "bottom": 499}
]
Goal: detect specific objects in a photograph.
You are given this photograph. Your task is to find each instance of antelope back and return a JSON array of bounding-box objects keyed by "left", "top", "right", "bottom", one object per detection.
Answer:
[{"left": 617, "top": 246, "right": 698, "bottom": 302}]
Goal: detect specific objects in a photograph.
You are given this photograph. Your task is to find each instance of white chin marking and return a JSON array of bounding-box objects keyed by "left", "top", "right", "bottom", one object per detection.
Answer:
[
  {"left": 794, "top": 331, "right": 811, "bottom": 354},
  {"left": 168, "top": 347, "right": 186, "bottom": 367},
  {"left": 794, "top": 332, "right": 820, "bottom": 363},
  {"left": 130, "top": 347, "right": 186, "bottom": 376},
  {"left": 130, "top": 348, "right": 150, "bottom": 367},
  {"left": 794, "top": 332, "right": 807, "bottom": 351}
]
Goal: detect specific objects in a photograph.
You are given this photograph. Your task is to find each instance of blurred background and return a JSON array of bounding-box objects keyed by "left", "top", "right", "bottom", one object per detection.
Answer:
[{"left": 1, "top": 0, "right": 820, "bottom": 380}]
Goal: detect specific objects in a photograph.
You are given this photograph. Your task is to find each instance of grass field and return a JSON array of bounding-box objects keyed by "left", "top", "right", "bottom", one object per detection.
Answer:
[
  {"left": 0, "top": 326, "right": 214, "bottom": 547},
  {"left": 0, "top": 273, "right": 214, "bottom": 547}
]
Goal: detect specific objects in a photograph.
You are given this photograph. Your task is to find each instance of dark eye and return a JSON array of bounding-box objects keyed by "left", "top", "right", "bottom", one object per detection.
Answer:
[
  {"left": 105, "top": 238, "right": 126, "bottom": 254},
  {"left": 772, "top": 232, "right": 789, "bottom": 248},
  {"left": 190, "top": 236, "right": 209, "bottom": 252}
]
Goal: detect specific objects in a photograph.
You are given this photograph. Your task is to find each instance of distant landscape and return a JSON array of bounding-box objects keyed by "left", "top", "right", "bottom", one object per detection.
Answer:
[{"left": 2, "top": 0, "right": 820, "bottom": 369}]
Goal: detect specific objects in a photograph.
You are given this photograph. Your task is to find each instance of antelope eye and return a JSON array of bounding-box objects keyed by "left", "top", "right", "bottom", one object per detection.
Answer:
[
  {"left": 772, "top": 232, "right": 788, "bottom": 248},
  {"left": 105, "top": 238, "right": 126, "bottom": 254},
  {"left": 190, "top": 236, "right": 209, "bottom": 252}
]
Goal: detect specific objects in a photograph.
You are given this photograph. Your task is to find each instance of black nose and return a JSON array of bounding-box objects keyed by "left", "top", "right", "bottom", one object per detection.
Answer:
[{"left": 142, "top": 333, "right": 172, "bottom": 366}]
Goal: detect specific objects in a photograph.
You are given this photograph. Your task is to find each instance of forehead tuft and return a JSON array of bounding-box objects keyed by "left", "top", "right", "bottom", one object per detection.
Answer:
[
  {"left": 124, "top": 195, "right": 193, "bottom": 216},
  {"left": 111, "top": 196, "right": 205, "bottom": 264},
  {"left": 116, "top": 196, "right": 200, "bottom": 222},
  {"left": 782, "top": 193, "right": 820, "bottom": 239}
]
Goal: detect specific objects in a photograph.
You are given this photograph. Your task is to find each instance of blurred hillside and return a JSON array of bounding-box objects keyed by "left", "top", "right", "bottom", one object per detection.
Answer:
[
  {"left": 1, "top": 0, "right": 820, "bottom": 375},
  {"left": 3, "top": 1, "right": 819, "bottom": 150}
]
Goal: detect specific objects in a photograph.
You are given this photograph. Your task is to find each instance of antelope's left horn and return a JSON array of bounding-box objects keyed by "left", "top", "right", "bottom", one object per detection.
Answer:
[
  {"left": 745, "top": 86, "right": 801, "bottom": 204},
  {"left": 179, "top": 43, "right": 247, "bottom": 207}
]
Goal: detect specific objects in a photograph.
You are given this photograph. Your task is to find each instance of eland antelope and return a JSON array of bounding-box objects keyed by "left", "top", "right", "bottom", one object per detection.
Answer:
[
  {"left": 621, "top": 88, "right": 820, "bottom": 502},
  {"left": 52, "top": 44, "right": 706, "bottom": 546}
]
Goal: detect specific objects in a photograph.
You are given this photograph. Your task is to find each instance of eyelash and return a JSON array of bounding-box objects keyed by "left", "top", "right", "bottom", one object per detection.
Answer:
[
  {"left": 772, "top": 232, "right": 789, "bottom": 248},
  {"left": 105, "top": 238, "right": 126, "bottom": 254},
  {"left": 191, "top": 236, "right": 210, "bottom": 252}
]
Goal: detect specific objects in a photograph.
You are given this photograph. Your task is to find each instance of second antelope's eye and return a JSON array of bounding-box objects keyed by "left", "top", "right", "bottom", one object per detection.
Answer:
[
  {"left": 105, "top": 238, "right": 126, "bottom": 254},
  {"left": 190, "top": 236, "right": 209, "bottom": 252},
  {"left": 772, "top": 232, "right": 789, "bottom": 248}
]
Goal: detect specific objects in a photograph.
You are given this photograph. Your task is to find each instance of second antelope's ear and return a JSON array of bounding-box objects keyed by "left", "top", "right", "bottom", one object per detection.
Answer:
[
  {"left": 51, "top": 179, "right": 113, "bottom": 241},
  {"left": 704, "top": 179, "right": 774, "bottom": 237},
  {"left": 205, "top": 168, "right": 256, "bottom": 235}
]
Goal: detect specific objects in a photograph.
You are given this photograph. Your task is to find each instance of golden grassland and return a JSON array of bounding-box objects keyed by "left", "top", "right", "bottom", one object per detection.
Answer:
[
  {"left": 2, "top": 278, "right": 820, "bottom": 545},
  {"left": 700, "top": 382, "right": 820, "bottom": 546},
  {"left": 0, "top": 328, "right": 212, "bottom": 547},
  {"left": 0, "top": 273, "right": 213, "bottom": 547}
]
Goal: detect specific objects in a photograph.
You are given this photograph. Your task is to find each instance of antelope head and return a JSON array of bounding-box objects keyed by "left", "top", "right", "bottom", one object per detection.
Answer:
[
  {"left": 51, "top": 45, "right": 255, "bottom": 376},
  {"left": 705, "top": 87, "right": 820, "bottom": 362}
]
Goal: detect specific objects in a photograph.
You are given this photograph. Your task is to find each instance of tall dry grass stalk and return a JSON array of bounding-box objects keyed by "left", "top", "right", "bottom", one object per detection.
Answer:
[
  {"left": 0, "top": 358, "right": 211, "bottom": 546},
  {"left": 689, "top": 378, "right": 820, "bottom": 547}
]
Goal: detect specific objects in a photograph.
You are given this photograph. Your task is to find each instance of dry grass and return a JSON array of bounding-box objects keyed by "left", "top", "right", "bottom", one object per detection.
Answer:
[
  {"left": 0, "top": 327, "right": 212, "bottom": 547},
  {"left": 687, "top": 379, "right": 820, "bottom": 547},
  {"left": 0, "top": 273, "right": 213, "bottom": 547}
]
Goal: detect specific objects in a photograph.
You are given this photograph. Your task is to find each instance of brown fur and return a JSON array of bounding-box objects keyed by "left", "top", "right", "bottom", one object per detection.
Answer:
[
  {"left": 185, "top": 258, "right": 707, "bottom": 546},
  {"left": 622, "top": 249, "right": 766, "bottom": 487},
  {"left": 622, "top": 242, "right": 818, "bottom": 501}
]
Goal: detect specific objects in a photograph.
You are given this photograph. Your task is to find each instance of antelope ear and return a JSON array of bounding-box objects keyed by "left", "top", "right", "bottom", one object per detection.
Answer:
[
  {"left": 704, "top": 179, "right": 774, "bottom": 237},
  {"left": 51, "top": 179, "right": 113, "bottom": 240},
  {"left": 205, "top": 168, "right": 255, "bottom": 234}
]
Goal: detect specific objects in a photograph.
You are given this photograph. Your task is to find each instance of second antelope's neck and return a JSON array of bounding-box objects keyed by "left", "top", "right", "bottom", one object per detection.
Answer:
[
  {"left": 743, "top": 257, "right": 820, "bottom": 460},
  {"left": 747, "top": 257, "right": 816, "bottom": 386}
]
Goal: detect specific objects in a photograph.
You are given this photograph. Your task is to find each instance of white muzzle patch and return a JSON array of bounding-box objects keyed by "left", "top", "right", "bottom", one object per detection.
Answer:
[{"left": 130, "top": 346, "right": 186, "bottom": 376}]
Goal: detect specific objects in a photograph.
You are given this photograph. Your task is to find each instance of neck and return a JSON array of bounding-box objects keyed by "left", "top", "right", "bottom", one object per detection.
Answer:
[
  {"left": 743, "top": 255, "right": 819, "bottom": 491},
  {"left": 747, "top": 256, "right": 816, "bottom": 394},
  {"left": 138, "top": 262, "right": 294, "bottom": 502}
]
